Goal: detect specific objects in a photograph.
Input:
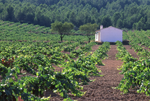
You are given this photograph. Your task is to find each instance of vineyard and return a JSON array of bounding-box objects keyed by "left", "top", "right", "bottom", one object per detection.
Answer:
[
  {"left": 0, "top": 20, "right": 150, "bottom": 101},
  {"left": 0, "top": 20, "right": 93, "bottom": 42}
]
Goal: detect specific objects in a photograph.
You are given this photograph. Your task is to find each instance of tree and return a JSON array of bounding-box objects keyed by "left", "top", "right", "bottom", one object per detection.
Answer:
[
  {"left": 136, "top": 21, "right": 144, "bottom": 30},
  {"left": 116, "top": 19, "right": 123, "bottom": 28},
  {"left": 51, "top": 21, "right": 74, "bottom": 42},
  {"left": 6, "top": 5, "right": 15, "bottom": 21},
  {"left": 0, "top": 0, "right": 5, "bottom": 4},
  {"left": 112, "top": 12, "right": 121, "bottom": 27},
  {"left": 101, "top": 16, "right": 112, "bottom": 28},
  {"left": 79, "top": 23, "right": 98, "bottom": 43},
  {"left": 1, "top": 0, "right": 150, "bottom": 30},
  {"left": 132, "top": 23, "right": 137, "bottom": 30},
  {"left": 68, "top": 11, "right": 76, "bottom": 25},
  {"left": 146, "top": 11, "right": 150, "bottom": 29}
]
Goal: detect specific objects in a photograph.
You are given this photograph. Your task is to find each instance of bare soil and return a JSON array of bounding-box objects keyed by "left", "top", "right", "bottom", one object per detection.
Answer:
[
  {"left": 124, "top": 45, "right": 139, "bottom": 59},
  {"left": 61, "top": 50, "right": 70, "bottom": 55},
  {"left": 52, "top": 64, "right": 63, "bottom": 72},
  {"left": 137, "top": 43, "right": 150, "bottom": 52},
  {"left": 91, "top": 45, "right": 100, "bottom": 53},
  {"left": 141, "top": 45, "right": 150, "bottom": 51},
  {"left": 75, "top": 46, "right": 80, "bottom": 50}
]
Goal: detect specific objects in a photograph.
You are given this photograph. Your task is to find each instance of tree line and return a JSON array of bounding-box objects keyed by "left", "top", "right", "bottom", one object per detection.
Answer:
[{"left": 0, "top": 0, "right": 150, "bottom": 30}]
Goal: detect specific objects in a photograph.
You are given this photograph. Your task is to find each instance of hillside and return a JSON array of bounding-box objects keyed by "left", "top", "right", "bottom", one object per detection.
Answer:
[
  {"left": 0, "top": 0, "right": 150, "bottom": 29},
  {"left": 0, "top": 20, "right": 92, "bottom": 42}
]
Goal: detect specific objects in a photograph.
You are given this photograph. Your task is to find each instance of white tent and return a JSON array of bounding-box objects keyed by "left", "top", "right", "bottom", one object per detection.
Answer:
[{"left": 95, "top": 26, "right": 123, "bottom": 42}]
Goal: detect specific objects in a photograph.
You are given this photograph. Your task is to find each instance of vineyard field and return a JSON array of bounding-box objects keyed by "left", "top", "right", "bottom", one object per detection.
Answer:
[
  {"left": 0, "top": 21, "right": 150, "bottom": 101},
  {"left": 0, "top": 20, "right": 94, "bottom": 42}
]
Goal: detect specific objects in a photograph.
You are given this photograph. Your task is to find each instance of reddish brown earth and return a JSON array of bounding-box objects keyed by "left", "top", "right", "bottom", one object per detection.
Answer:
[
  {"left": 75, "top": 46, "right": 80, "bottom": 50},
  {"left": 137, "top": 43, "right": 150, "bottom": 52},
  {"left": 124, "top": 45, "right": 139, "bottom": 59},
  {"left": 48, "top": 45, "right": 150, "bottom": 101},
  {"left": 61, "top": 50, "right": 70, "bottom": 55},
  {"left": 52, "top": 64, "right": 63, "bottom": 72},
  {"left": 140, "top": 45, "right": 150, "bottom": 51},
  {"left": 91, "top": 45, "right": 100, "bottom": 53}
]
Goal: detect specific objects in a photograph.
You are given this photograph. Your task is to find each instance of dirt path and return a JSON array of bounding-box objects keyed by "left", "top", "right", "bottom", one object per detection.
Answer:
[
  {"left": 124, "top": 45, "right": 139, "bottom": 59},
  {"left": 140, "top": 45, "right": 150, "bottom": 51},
  {"left": 71, "top": 45, "right": 124, "bottom": 101},
  {"left": 91, "top": 45, "right": 100, "bottom": 53}
]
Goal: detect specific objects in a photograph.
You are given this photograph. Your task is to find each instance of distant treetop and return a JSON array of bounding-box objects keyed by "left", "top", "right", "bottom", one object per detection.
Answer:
[{"left": 0, "top": 0, "right": 150, "bottom": 30}]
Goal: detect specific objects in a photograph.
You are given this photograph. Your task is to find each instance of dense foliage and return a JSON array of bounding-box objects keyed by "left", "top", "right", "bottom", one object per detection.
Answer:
[
  {"left": 51, "top": 21, "right": 74, "bottom": 42},
  {"left": 79, "top": 23, "right": 98, "bottom": 42},
  {"left": 115, "top": 31, "right": 150, "bottom": 96},
  {"left": 0, "top": 30, "right": 110, "bottom": 101},
  {"left": 0, "top": 0, "right": 150, "bottom": 29}
]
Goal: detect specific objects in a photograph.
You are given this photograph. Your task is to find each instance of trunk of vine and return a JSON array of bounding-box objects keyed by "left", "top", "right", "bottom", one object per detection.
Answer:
[
  {"left": 61, "top": 36, "right": 63, "bottom": 42},
  {"left": 89, "top": 37, "right": 91, "bottom": 43},
  {"left": 60, "top": 34, "right": 63, "bottom": 42}
]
